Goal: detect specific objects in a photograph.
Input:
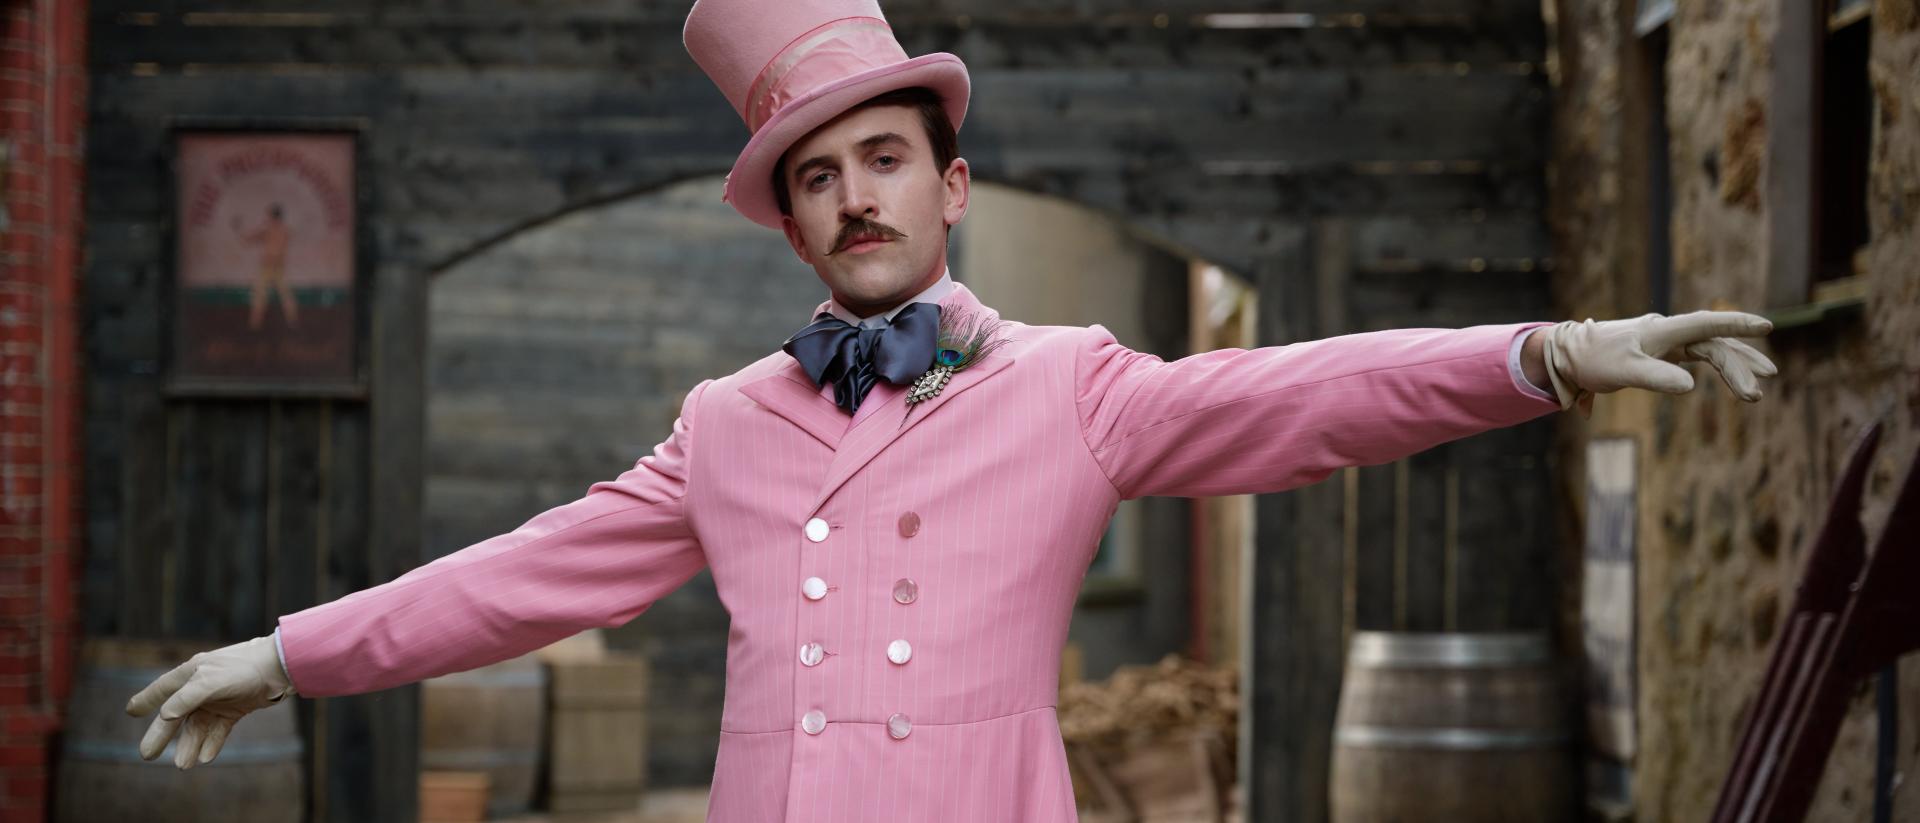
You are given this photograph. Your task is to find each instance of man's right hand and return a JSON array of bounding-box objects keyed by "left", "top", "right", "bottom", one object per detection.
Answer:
[
  {"left": 124, "top": 634, "right": 296, "bottom": 770},
  {"left": 1535, "top": 310, "right": 1777, "bottom": 417}
]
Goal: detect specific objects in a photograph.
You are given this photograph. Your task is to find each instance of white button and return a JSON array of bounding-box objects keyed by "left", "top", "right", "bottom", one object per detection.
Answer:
[
  {"left": 887, "top": 713, "right": 912, "bottom": 740},
  {"left": 892, "top": 578, "right": 918, "bottom": 605},
  {"left": 799, "top": 642, "right": 824, "bottom": 667},
  {"left": 886, "top": 639, "right": 912, "bottom": 665},
  {"left": 802, "top": 577, "right": 828, "bottom": 600},
  {"left": 802, "top": 710, "right": 826, "bottom": 735},
  {"left": 805, "top": 518, "right": 830, "bottom": 543}
]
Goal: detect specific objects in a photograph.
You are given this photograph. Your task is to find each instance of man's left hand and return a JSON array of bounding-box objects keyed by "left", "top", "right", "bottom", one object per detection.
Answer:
[{"left": 1534, "top": 311, "right": 1778, "bottom": 417}]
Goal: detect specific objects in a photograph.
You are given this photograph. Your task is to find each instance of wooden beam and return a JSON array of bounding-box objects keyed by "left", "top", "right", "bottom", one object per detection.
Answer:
[
  {"left": 92, "top": 17, "right": 1545, "bottom": 70},
  {"left": 1248, "top": 239, "right": 1350, "bottom": 823},
  {"left": 93, "top": 0, "right": 1546, "bottom": 24}
]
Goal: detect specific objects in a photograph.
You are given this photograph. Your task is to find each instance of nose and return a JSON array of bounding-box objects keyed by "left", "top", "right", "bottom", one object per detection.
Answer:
[{"left": 838, "top": 172, "right": 878, "bottom": 220}]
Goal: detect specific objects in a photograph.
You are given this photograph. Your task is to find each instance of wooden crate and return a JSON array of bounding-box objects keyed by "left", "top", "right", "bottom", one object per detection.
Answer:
[
  {"left": 422, "top": 654, "right": 547, "bottom": 818},
  {"left": 545, "top": 653, "right": 650, "bottom": 813},
  {"left": 420, "top": 770, "right": 490, "bottom": 823}
]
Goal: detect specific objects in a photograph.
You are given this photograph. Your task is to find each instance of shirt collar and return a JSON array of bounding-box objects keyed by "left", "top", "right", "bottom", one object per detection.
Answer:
[{"left": 824, "top": 268, "right": 955, "bottom": 329}]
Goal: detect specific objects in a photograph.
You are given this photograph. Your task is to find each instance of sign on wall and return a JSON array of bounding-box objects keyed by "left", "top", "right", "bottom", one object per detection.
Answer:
[
  {"left": 1583, "top": 437, "right": 1639, "bottom": 759},
  {"left": 169, "top": 129, "right": 363, "bottom": 395}
]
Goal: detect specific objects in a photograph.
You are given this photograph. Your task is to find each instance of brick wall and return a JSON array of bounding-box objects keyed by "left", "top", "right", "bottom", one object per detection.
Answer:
[{"left": 0, "top": 0, "right": 86, "bottom": 818}]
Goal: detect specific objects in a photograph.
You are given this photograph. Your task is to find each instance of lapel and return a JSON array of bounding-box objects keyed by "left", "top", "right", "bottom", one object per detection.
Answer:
[
  {"left": 806, "top": 349, "right": 1012, "bottom": 515},
  {"left": 733, "top": 282, "right": 1017, "bottom": 516},
  {"left": 737, "top": 363, "right": 846, "bottom": 450}
]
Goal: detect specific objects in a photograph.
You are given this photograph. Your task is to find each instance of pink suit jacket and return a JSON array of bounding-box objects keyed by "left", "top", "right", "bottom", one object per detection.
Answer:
[{"left": 276, "top": 282, "right": 1559, "bottom": 821}]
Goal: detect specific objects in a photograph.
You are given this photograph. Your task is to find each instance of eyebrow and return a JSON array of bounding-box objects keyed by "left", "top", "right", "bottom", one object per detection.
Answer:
[{"left": 790, "top": 132, "right": 914, "bottom": 183}]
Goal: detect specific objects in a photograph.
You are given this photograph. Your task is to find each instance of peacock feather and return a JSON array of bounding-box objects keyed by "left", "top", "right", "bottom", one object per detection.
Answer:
[{"left": 905, "top": 308, "right": 1013, "bottom": 408}]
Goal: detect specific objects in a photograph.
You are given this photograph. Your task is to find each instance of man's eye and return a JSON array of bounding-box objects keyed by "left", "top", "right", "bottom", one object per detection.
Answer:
[
  {"left": 874, "top": 156, "right": 897, "bottom": 169},
  {"left": 808, "top": 172, "right": 833, "bottom": 188}
]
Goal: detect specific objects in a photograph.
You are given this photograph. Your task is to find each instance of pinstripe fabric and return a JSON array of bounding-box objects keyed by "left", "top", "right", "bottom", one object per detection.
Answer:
[{"left": 276, "top": 283, "right": 1559, "bottom": 822}]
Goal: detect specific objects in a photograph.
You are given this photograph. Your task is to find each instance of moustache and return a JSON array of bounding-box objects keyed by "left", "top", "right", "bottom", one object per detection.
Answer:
[{"left": 826, "top": 219, "right": 908, "bottom": 256}]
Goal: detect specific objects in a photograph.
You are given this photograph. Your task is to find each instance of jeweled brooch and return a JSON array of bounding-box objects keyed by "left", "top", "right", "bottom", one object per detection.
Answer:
[{"left": 905, "top": 308, "right": 1012, "bottom": 407}]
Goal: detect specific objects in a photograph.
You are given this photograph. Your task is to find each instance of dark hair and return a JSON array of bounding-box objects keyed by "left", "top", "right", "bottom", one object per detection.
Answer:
[{"left": 773, "top": 86, "right": 960, "bottom": 217}]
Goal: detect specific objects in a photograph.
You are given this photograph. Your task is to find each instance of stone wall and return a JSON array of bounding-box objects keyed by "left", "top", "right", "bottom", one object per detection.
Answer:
[{"left": 1545, "top": 0, "right": 1920, "bottom": 819}]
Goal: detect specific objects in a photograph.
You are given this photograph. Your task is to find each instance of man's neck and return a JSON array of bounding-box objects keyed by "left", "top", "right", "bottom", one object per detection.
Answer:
[{"left": 831, "top": 264, "right": 951, "bottom": 324}]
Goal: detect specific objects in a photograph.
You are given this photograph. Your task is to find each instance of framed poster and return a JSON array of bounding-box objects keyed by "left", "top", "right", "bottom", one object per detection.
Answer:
[{"left": 167, "top": 124, "right": 367, "bottom": 396}]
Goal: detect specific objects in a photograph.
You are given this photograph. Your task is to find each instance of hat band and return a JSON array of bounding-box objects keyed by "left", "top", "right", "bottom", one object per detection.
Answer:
[{"left": 745, "top": 16, "right": 905, "bottom": 132}]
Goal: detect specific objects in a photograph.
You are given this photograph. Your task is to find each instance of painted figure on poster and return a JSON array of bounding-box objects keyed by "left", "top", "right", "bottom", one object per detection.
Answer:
[{"left": 234, "top": 203, "right": 298, "bottom": 331}]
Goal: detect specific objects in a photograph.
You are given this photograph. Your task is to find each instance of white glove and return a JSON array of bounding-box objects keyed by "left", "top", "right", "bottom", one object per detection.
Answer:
[
  {"left": 1537, "top": 310, "right": 1778, "bottom": 417},
  {"left": 124, "top": 635, "right": 296, "bottom": 770}
]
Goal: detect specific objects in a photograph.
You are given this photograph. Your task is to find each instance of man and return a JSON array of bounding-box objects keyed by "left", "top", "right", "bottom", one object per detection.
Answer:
[
  {"left": 233, "top": 203, "right": 299, "bottom": 330},
  {"left": 126, "top": 1, "right": 1777, "bottom": 820}
]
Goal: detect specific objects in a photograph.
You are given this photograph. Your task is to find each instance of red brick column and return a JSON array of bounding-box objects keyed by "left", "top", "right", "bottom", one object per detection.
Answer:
[{"left": 0, "top": 0, "right": 86, "bottom": 818}]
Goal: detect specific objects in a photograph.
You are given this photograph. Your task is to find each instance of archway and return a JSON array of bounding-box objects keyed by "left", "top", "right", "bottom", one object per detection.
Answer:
[{"left": 425, "top": 173, "right": 1255, "bottom": 801}]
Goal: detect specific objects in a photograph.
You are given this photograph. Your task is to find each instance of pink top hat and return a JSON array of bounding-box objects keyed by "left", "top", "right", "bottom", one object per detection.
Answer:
[{"left": 683, "top": 0, "right": 971, "bottom": 229}]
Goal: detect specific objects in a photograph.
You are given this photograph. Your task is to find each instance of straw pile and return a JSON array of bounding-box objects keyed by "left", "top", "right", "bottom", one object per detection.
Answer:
[{"left": 1058, "top": 654, "right": 1238, "bottom": 753}]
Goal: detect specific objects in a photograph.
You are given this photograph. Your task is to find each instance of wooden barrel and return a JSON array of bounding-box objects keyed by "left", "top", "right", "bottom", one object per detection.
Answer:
[
  {"left": 1330, "top": 632, "right": 1571, "bottom": 823},
  {"left": 56, "top": 638, "right": 305, "bottom": 823},
  {"left": 421, "top": 653, "right": 547, "bottom": 817}
]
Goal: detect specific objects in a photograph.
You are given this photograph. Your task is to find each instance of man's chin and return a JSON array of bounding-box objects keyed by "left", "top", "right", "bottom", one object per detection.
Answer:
[{"left": 824, "top": 270, "right": 920, "bottom": 307}]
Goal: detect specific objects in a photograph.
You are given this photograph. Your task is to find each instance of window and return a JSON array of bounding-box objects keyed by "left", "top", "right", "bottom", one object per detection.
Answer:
[
  {"left": 1638, "top": 18, "right": 1673, "bottom": 315},
  {"left": 1817, "top": 1, "right": 1872, "bottom": 284},
  {"left": 1763, "top": 0, "right": 1873, "bottom": 321}
]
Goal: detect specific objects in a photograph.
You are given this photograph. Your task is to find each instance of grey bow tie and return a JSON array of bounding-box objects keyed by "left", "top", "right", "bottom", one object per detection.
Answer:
[{"left": 781, "top": 302, "right": 940, "bottom": 415}]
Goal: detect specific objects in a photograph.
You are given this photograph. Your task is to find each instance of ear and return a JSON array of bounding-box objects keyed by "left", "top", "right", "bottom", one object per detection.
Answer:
[
  {"left": 942, "top": 157, "right": 970, "bottom": 228},
  {"left": 781, "top": 214, "right": 815, "bottom": 265}
]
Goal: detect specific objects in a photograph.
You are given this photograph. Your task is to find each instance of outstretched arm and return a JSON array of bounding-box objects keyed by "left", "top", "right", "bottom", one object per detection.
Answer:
[
  {"left": 275, "top": 380, "right": 714, "bottom": 696},
  {"left": 1075, "top": 310, "right": 1774, "bottom": 500},
  {"left": 129, "top": 380, "right": 715, "bottom": 768},
  {"left": 1076, "top": 322, "right": 1560, "bottom": 500}
]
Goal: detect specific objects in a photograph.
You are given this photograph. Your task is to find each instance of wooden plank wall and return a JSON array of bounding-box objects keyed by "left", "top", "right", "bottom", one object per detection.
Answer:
[{"left": 84, "top": 3, "right": 1549, "bottom": 822}]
